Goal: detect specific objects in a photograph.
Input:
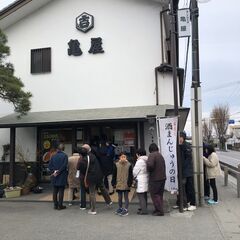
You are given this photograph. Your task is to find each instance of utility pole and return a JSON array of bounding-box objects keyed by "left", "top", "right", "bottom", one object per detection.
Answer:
[
  {"left": 191, "top": 0, "right": 204, "bottom": 206},
  {"left": 170, "top": 0, "right": 184, "bottom": 213}
]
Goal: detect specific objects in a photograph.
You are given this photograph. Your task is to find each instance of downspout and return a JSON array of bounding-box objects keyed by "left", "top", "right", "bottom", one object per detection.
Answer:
[
  {"left": 156, "top": 8, "right": 169, "bottom": 106},
  {"left": 160, "top": 9, "right": 168, "bottom": 63},
  {"left": 155, "top": 67, "right": 159, "bottom": 105}
]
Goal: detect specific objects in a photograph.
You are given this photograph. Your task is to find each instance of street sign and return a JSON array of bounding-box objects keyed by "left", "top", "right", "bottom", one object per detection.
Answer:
[
  {"left": 177, "top": 8, "right": 191, "bottom": 38},
  {"left": 229, "top": 119, "right": 235, "bottom": 124}
]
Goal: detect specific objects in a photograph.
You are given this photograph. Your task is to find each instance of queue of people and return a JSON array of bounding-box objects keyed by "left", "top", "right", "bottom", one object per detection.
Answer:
[
  {"left": 47, "top": 136, "right": 221, "bottom": 216},
  {"left": 48, "top": 141, "right": 167, "bottom": 216}
]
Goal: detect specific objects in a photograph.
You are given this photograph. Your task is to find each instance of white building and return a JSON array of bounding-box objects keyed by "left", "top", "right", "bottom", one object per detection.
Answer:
[{"left": 0, "top": 0, "right": 188, "bottom": 184}]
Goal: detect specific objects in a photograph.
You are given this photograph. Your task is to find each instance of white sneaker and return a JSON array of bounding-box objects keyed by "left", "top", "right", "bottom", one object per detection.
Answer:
[
  {"left": 187, "top": 205, "right": 197, "bottom": 211},
  {"left": 68, "top": 203, "right": 72, "bottom": 206},
  {"left": 172, "top": 205, "right": 179, "bottom": 209},
  {"left": 107, "top": 201, "right": 113, "bottom": 206},
  {"left": 88, "top": 210, "right": 97, "bottom": 215},
  {"left": 79, "top": 207, "right": 86, "bottom": 210}
]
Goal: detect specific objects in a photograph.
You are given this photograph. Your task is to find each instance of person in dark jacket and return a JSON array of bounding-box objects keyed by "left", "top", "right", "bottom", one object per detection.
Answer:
[
  {"left": 98, "top": 141, "right": 114, "bottom": 194},
  {"left": 78, "top": 144, "right": 112, "bottom": 215},
  {"left": 178, "top": 131, "right": 196, "bottom": 211},
  {"left": 48, "top": 142, "right": 68, "bottom": 210},
  {"left": 147, "top": 143, "right": 166, "bottom": 216}
]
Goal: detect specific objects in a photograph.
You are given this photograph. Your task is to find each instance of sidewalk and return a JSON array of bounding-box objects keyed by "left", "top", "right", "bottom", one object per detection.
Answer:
[
  {"left": 209, "top": 175, "right": 240, "bottom": 240},
  {"left": 0, "top": 176, "right": 239, "bottom": 240}
]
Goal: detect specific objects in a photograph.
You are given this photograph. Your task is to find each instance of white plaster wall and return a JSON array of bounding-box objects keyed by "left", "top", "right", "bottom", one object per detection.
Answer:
[
  {"left": 3, "top": 0, "right": 169, "bottom": 112},
  {"left": 157, "top": 72, "right": 180, "bottom": 105},
  {"left": 15, "top": 128, "right": 37, "bottom": 162}
]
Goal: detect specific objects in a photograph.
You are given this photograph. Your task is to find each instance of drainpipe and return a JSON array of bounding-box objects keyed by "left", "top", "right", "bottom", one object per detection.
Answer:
[
  {"left": 155, "top": 67, "right": 159, "bottom": 105},
  {"left": 155, "top": 8, "right": 170, "bottom": 106},
  {"left": 160, "top": 8, "right": 170, "bottom": 63}
]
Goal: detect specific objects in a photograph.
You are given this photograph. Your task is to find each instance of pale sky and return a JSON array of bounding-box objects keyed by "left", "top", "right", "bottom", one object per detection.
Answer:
[
  {"left": 179, "top": 0, "right": 240, "bottom": 122},
  {"left": 0, "top": 0, "right": 240, "bottom": 127},
  {"left": 177, "top": 0, "right": 240, "bottom": 134}
]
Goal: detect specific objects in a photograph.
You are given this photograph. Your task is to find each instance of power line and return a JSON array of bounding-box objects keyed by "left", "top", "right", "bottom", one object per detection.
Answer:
[{"left": 203, "top": 81, "right": 240, "bottom": 92}]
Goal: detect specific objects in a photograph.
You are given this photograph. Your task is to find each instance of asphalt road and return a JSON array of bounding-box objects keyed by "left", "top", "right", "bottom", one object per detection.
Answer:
[
  {"left": 217, "top": 150, "right": 240, "bottom": 168},
  {"left": 0, "top": 201, "right": 225, "bottom": 240}
]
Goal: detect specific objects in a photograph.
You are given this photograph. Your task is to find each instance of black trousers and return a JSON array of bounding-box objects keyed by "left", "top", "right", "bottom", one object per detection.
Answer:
[
  {"left": 53, "top": 186, "right": 65, "bottom": 207},
  {"left": 205, "top": 178, "right": 218, "bottom": 202},
  {"left": 176, "top": 178, "right": 188, "bottom": 208},
  {"left": 185, "top": 176, "right": 196, "bottom": 206},
  {"left": 80, "top": 178, "right": 87, "bottom": 208}
]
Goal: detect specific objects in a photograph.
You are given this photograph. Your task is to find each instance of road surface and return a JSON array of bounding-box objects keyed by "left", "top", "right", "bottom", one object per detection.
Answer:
[{"left": 217, "top": 150, "right": 240, "bottom": 168}]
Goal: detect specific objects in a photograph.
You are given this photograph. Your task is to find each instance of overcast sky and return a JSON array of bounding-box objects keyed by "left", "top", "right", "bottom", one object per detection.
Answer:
[
  {"left": 179, "top": 0, "right": 240, "bottom": 122},
  {"left": 0, "top": 0, "right": 240, "bottom": 127}
]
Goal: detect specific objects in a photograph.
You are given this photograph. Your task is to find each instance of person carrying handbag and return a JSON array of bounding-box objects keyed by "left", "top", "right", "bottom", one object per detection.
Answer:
[
  {"left": 79, "top": 144, "right": 112, "bottom": 215},
  {"left": 133, "top": 148, "right": 149, "bottom": 215}
]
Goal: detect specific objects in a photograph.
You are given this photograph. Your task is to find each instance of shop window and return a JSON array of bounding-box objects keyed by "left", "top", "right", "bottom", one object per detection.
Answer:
[{"left": 31, "top": 47, "right": 51, "bottom": 74}]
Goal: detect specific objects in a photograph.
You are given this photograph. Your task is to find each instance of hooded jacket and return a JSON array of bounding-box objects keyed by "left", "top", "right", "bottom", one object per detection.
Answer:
[{"left": 133, "top": 155, "right": 149, "bottom": 193}]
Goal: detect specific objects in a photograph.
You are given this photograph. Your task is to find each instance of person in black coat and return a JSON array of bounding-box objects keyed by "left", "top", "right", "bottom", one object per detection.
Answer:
[
  {"left": 78, "top": 144, "right": 112, "bottom": 215},
  {"left": 98, "top": 141, "right": 115, "bottom": 194},
  {"left": 179, "top": 132, "right": 196, "bottom": 211},
  {"left": 48, "top": 142, "right": 68, "bottom": 210}
]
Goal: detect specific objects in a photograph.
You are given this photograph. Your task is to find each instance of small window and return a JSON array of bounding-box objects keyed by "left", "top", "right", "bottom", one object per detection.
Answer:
[{"left": 31, "top": 47, "right": 51, "bottom": 74}]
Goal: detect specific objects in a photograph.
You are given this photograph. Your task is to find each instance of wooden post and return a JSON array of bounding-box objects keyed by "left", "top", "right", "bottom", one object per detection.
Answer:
[{"left": 9, "top": 127, "right": 16, "bottom": 187}]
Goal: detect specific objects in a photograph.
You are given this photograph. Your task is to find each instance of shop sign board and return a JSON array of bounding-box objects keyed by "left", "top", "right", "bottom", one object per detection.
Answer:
[{"left": 178, "top": 8, "right": 191, "bottom": 38}]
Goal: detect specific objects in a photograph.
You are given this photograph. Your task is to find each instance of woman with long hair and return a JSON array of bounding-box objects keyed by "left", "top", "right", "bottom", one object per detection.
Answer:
[{"left": 203, "top": 145, "right": 221, "bottom": 205}]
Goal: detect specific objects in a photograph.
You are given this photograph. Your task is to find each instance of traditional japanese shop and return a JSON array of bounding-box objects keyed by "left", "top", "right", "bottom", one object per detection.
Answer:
[{"left": 0, "top": 105, "right": 189, "bottom": 185}]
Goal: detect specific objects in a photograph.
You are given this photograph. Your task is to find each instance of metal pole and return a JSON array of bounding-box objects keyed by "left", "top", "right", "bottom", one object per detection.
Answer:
[
  {"left": 191, "top": 0, "right": 204, "bottom": 206},
  {"left": 170, "top": 0, "right": 184, "bottom": 213}
]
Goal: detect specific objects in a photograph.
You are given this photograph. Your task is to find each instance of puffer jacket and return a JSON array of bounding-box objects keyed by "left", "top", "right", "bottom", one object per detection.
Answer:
[
  {"left": 203, "top": 152, "right": 221, "bottom": 179},
  {"left": 133, "top": 155, "right": 149, "bottom": 193},
  {"left": 68, "top": 153, "right": 80, "bottom": 188}
]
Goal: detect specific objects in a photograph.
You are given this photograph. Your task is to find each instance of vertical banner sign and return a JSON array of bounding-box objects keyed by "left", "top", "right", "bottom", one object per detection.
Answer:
[
  {"left": 157, "top": 117, "right": 178, "bottom": 192},
  {"left": 177, "top": 8, "right": 191, "bottom": 38}
]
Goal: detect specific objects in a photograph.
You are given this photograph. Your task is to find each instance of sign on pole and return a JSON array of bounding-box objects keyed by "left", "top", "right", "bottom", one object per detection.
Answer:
[
  {"left": 157, "top": 117, "right": 178, "bottom": 192},
  {"left": 178, "top": 8, "right": 191, "bottom": 38}
]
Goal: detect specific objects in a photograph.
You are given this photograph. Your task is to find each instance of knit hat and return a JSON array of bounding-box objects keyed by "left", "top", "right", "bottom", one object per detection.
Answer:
[
  {"left": 82, "top": 144, "right": 91, "bottom": 153},
  {"left": 180, "top": 131, "right": 186, "bottom": 140}
]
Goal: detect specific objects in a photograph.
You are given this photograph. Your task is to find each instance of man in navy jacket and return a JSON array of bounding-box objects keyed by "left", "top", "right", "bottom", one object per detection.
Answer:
[{"left": 48, "top": 142, "right": 68, "bottom": 210}]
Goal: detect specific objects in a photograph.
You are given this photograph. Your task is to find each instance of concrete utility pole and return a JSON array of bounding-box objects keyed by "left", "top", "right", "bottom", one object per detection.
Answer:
[
  {"left": 170, "top": 0, "right": 184, "bottom": 213},
  {"left": 191, "top": 0, "right": 204, "bottom": 206}
]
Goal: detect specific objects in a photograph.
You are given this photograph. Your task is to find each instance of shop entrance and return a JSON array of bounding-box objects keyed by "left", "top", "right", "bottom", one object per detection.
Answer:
[
  {"left": 89, "top": 124, "right": 137, "bottom": 163},
  {"left": 38, "top": 123, "right": 138, "bottom": 182}
]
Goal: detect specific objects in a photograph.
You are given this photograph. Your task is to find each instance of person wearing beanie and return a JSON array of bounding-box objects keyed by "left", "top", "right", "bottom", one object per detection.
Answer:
[
  {"left": 77, "top": 144, "right": 112, "bottom": 215},
  {"left": 178, "top": 131, "right": 196, "bottom": 211}
]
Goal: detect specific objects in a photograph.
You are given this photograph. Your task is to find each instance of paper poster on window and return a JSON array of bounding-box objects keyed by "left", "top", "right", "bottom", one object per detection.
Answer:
[
  {"left": 123, "top": 130, "right": 135, "bottom": 146},
  {"left": 157, "top": 117, "right": 178, "bottom": 192}
]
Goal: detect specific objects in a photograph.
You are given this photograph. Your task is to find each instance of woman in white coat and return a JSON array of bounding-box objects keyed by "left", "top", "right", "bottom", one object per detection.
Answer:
[
  {"left": 133, "top": 148, "right": 149, "bottom": 215},
  {"left": 203, "top": 145, "right": 221, "bottom": 205}
]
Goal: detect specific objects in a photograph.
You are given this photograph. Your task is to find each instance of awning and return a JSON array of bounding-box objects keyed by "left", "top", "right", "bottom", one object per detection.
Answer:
[{"left": 0, "top": 105, "right": 189, "bottom": 129}]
